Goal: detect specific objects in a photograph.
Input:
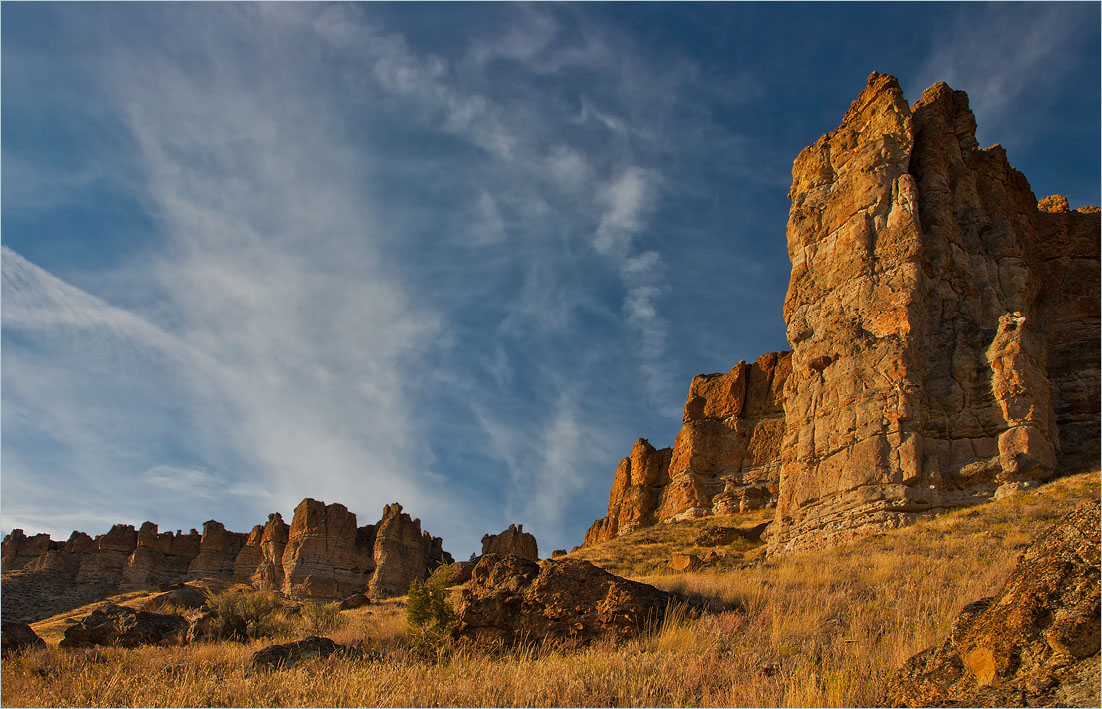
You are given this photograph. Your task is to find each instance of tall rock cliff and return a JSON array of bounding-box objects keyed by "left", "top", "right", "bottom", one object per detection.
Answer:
[
  {"left": 582, "top": 73, "right": 1098, "bottom": 553},
  {"left": 773, "top": 73, "right": 1100, "bottom": 551},
  {"left": 584, "top": 351, "right": 790, "bottom": 545}
]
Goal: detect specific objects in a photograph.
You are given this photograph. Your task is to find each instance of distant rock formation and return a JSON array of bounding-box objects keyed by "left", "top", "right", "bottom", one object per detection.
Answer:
[
  {"left": 584, "top": 72, "right": 1099, "bottom": 554},
  {"left": 1, "top": 498, "right": 452, "bottom": 620},
  {"left": 773, "top": 73, "right": 1100, "bottom": 552},
  {"left": 584, "top": 351, "right": 790, "bottom": 546},
  {"left": 481, "top": 524, "right": 539, "bottom": 560},
  {"left": 884, "top": 504, "right": 1100, "bottom": 707}
]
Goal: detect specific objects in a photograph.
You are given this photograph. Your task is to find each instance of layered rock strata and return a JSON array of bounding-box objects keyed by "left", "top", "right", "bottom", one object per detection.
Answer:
[
  {"left": 584, "top": 351, "right": 790, "bottom": 545},
  {"left": 773, "top": 73, "right": 1100, "bottom": 551},
  {"left": 481, "top": 524, "right": 539, "bottom": 561},
  {"left": 2, "top": 498, "right": 451, "bottom": 619}
]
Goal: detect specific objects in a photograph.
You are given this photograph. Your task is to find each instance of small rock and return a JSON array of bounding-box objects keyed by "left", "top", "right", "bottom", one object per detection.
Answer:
[{"left": 250, "top": 636, "right": 339, "bottom": 670}]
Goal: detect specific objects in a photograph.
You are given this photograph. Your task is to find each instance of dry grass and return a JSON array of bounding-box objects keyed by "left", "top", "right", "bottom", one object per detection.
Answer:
[{"left": 3, "top": 470, "right": 1098, "bottom": 707}]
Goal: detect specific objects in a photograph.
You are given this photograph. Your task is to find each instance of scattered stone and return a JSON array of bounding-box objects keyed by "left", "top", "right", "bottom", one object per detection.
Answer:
[
  {"left": 695, "top": 527, "right": 739, "bottom": 547},
  {"left": 884, "top": 505, "right": 1101, "bottom": 707},
  {"left": 339, "top": 592, "right": 370, "bottom": 610},
  {"left": 1, "top": 621, "right": 46, "bottom": 656},
  {"left": 453, "top": 554, "right": 680, "bottom": 647},
  {"left": 250, "top": 636, "right": 338, "bottom": 670},
  {"left": 669, "top": 553, "right": 703, "bottom": 572},
  {"left": 59, "top": 603, "right": 188, "bottom": 649}
]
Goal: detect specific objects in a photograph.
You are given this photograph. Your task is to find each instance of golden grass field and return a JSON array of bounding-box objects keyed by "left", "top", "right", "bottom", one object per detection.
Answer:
[{"left": 2, "top": 470, "right": 1098, "bottom": 707}]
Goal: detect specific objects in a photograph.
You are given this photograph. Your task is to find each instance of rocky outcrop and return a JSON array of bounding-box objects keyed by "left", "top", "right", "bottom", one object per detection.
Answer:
[
  {"left": 367, "top": 503, "right": 452, "bottom": 599},
  {"left": 585, "top": 351, "right": 790, "bottom": 546},
  {"left": 1, "top": 621, "right": 46, "bottom": 656},
  {"left": 281, "top": 499, "right": 375, "bottom": 599},
  {"left": 120, "top": 523, "right": 201, "bottom": 589},
  {"left": 76, "top": 525, "right": 139, "bottom": 584},
  {"left": 234, "top": 513, "right": 290, "bottom": 590},
  {"left": 2, "top": 499, "right": 452, "bottom": 619},
  {"left": 58, "top": 603, "right": 189, "bottom": 649},
  {"left": 773, "top": 72, "right": 1101, "bottom": 552},
  {"left": 186, "top": 521, "right": 247, "bottom": 579},
  {"left": 481, "top": 524, "right": 539, "bottom": 561},
  {"left": 453, "top": 554, "right": 680, "bottom": 647},
  {"left": 884, "top": 505, "right": 1100, "bottom": 707}
]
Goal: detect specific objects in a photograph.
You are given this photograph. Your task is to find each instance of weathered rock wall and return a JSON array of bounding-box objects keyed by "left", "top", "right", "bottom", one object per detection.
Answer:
[
  {"left": 772, "top": 73, "right": 1100, "bottom": 552},
  {"left": 584, "top": 351, "right": 790, "bottom": 546},
  {"left": 368, "top": 503, "right": 452, "bottom": 598}
]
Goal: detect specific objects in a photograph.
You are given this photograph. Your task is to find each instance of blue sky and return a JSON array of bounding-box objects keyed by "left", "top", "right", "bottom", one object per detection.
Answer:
[{"left": 2, "top": 2, "right": 1098, "bottom": 559}]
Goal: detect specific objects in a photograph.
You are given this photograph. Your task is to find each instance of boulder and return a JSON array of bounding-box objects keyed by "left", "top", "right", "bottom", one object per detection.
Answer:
[
  {"left": 339, "top": 592, "right": 370, "bottom": 610},
  {"left": 430, "top": 560, "right": 475, "bottom": 587},
  {"left": 481, "top": 524, "right": 539, "bottom": 561},
  {"left": 453, "top": 554, "right": 680, "bottom": 647},
  {"left": 884, "top": 505, "right": 1100, "bottom": 707},
  {"left": 58, "top": 603, "right": 188, "bottom": 649},
  {"left": 1, "top": 621, "right": 46, "bottom": 656},
  {"left": 250, "top": 636, "right": 339, "bottom": 670},
  {"left": 694, "top": 527, "right": 739, "bottom": 546},
  {"left": 669, "top": 553, "right": 703, "bottom": 572},
  {"left": 141, "top": 585, "right": 208, "bottom": 613},
  {"left": 551, "top": 549, "right": 567, "bottom": 559}
]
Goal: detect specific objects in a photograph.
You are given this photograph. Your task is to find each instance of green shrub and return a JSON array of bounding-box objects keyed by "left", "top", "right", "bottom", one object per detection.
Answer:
[
  {"left": 406, "top": 571, "right": 456, "bottom": 657},
  {"left": 299, "top": 601, "right": 344, "bottom": 636},
  {"left": 203, "top": 589, "right": 289, "bottom": 640}
]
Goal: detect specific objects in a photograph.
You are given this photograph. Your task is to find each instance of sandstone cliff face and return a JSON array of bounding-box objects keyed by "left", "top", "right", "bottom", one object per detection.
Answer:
[
  {"left": 120, "top": 523, "right": 201, "bottom": 589},
  {"left": 482, "top": 524, "right": 539, "bottom": 560},
  {"left": 233, "top": 513, "right": 289, "bottom": 590},
  {"left": 773, "top": 73, "right": 1100, "bottom": 552},
  {"left": 186, "top": 521, "right": 247, "bottom": 580},
  {"left": 584, "top": 351, "right": 790, "bottom": 546}
]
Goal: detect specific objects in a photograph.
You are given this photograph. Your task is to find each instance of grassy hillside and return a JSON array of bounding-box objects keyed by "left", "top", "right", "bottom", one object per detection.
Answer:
[{"left": 2, "top": 470, "right": 1098, "bottom": 707}]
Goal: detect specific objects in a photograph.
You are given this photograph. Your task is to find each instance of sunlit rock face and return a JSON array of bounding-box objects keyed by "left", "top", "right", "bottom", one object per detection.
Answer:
[
  {"left": 772, "top": 73, "right": 1100, "bottom": 552},
  {"left": 584, "top": 350, "right": 790, "bottom": 546}
]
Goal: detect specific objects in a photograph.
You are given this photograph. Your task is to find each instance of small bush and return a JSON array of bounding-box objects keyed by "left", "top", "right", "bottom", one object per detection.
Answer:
[
  {"left": 406, "top": 572, "right": 456, "bottom": 657},
  {"left": 203, "top": 589, "right": 289, "bottom": 640},
  {"left": 299, "top": 601, "right": 344, "bottom": 636}
]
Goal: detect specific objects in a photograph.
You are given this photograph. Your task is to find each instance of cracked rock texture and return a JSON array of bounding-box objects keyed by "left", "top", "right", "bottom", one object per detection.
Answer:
[
  {"left": 884, "top": 504, "right": 1100, "bottom": 707},
  {"left": 584, "top": 351, "right": 790, "bottom": 546},
  {"left": 773, "top": 73, "right": 1100, "bottom": 552}
]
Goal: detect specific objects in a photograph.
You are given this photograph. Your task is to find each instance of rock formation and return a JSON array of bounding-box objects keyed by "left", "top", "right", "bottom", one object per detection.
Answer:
[
  {"left": 453, "top": 554, "right": 680, "bottom": 647},
  {"left": 585, "top": 351, "right": 790, "bottom": 545},
  {"left": 884, "top": 504, "right": 1100, "bottom": 707},
  {"left": 368, "top": 502, "right": 452, "bottom": 598},
  {"left": 481, "top": 524, "right": 539, "bottom": 560},
  {"left": 583, "top": 72, "right": 1099, "bottom": 554},
  {"left": 773, "top": 73, "right": 1100, "bottom": 551},
  {"left": 2, "top": 498, "right": 451, "bottom": 620}
]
